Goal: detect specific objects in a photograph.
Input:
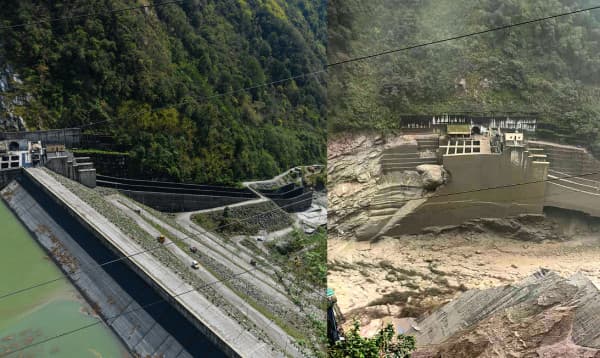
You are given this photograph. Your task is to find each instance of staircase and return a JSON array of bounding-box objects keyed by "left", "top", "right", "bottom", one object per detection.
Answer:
[{"left": 380, "top": 144, "right": 439, "bottom": 174}]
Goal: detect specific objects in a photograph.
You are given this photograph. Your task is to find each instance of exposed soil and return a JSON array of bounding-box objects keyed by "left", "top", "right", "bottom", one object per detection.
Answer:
[{"left": 328, "top": 221, "right": 600, "bottom": 338}]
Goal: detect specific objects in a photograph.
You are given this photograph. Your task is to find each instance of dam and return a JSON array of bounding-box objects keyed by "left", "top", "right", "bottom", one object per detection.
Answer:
[
  {"left": 1, "top": 171, "right": 226, "bottom": 357},
  {"left": 0, "top": 201, "right": 129, "bottom": 357},
  {"left": 0, "top": 133, "right": 319, "bottom": 357},
  {"left": 0, "top": 165, "right": 281, "bottom": 356},
  {"left": 355, "top": 118, "right": 600, "bottom": 238}
]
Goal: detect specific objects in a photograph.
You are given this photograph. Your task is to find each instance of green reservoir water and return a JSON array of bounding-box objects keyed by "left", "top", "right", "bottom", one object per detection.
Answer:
[{"left": 0, "top": 201, "right": 129, "bottom": 357}]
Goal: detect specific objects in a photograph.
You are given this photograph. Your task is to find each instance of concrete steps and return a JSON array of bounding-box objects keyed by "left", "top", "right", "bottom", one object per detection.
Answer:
[
  {"left": 46, "top": 152, "right": 97, "bottom": 188},
  {"left": 416, "top": 137, "right": 440, "bottom": 150}
]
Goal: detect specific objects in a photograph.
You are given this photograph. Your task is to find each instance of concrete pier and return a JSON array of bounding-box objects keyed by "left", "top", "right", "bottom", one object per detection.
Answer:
[{"left": 23, "top": 168, "right": 280, "bottom": 357}]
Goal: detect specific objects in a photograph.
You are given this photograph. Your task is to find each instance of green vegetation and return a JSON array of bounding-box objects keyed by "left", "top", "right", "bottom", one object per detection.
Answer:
[
  {"left": 71, "top": 148, "right": 128, "bottom": 156},
  {"left": 268, "top": 227, "right": 326, "bottom": 288},
  {"left": 328, "top": 321, "right": 416, "bottom": 358},
  {"left": 192, "top": 201, "right": 292, "bottom": 235},
  {"left": 329, "top": 0, "right": 600, "bottom": 154},
  {"left": 0, "top": 0, "right": 326, "bottom": 184}
]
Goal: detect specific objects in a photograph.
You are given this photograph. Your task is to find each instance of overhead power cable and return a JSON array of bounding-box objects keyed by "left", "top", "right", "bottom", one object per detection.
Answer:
[
  {"left": 1, "top": 168, "right": 598, "bottom": 303},
  {"left": 65, "top": 4, "right": 600, "bottom": 130},
  {"left": 3, "top": 168, "right": 600, "bottom": 356},
  {"left": 0, "top": 193, "right": 315, "bottom": 300},
  {"left": 0, "top": 4, "right": 596, "bottom": 130},
  {"left": 0, "top": 263, "right": 266, "bottom": 357},
  {"left": 326, "top": 5, "right": 600, "bottom": 67}
]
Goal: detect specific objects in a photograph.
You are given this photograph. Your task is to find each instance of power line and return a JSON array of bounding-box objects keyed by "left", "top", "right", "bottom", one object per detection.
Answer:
[
  {"left": 327, "top": 5, "right": 600, "bottom": 67},
  {"left": 69, "top": 4, "right": 600, "bottom": 130},
  {"left": 0, "top": 0, "right": 188, "bottom": 30},
  {"left": 4, "top": 168, "right": 600, "bottom": 356},
  {"left": 1, "top": 167, "right": 598, "bottom": 302},
  {"left": 1, "top": 192, "right": 324, "bottom": 355},
  {"left": 367, "top": 169, "right": 600, "bottom": 208},
  {"left": 0, "top": 263, "right": 265, "bottom": 357},
  {"left": 0, "top": 194, "right": 315, "bottom": 300}
]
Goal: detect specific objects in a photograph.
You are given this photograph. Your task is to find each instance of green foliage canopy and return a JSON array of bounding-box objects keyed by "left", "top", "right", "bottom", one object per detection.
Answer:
[{"left": 0, "top": 0, "right": 327, "bottom": 184}]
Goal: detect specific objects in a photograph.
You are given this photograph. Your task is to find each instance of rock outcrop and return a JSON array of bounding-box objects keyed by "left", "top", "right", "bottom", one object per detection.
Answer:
[
  {"left": 409, "top": 271, "right": 600, "bottom": 357},
  {"left": 328, "top": 133, "right": 439, "bottom": 240},
  {"left": 416, "top": 164, "right": 447, "bottom": 190},
  {"left": 0, "top": 54, "right": 26, "bottom": 131}
]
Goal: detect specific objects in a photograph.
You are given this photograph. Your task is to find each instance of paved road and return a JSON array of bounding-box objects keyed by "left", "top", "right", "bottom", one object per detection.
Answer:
[
  {"left": 26, "top": 168, "right": 277, "bottom": 358},
  {"left": 109, "top": 197, "right": 304, "bottom": 358},
  {"left": 113, "top": 196, "right": 294, "bottom": 308},
  {"left": 3, "top": 181, "right": 194, "bottom": 358}
]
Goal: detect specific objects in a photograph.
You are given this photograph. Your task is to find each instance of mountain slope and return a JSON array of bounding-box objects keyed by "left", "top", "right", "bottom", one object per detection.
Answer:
[
  {"left": 0, "top": 0, "right": 326, "bottom": 184},
  {"left": 328, "top": 0, "right": 600, "bottom": 153}
]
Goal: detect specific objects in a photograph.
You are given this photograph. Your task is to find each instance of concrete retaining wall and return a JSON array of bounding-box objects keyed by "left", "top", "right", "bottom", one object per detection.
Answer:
[
  {"left": 46, "top": 153, "right": 96, "bottom": 188},
  {"left": 269, "top": 190, "right": 314, "bottom": 212},
  {"left": 75, "top": 152, "right": 129, "bottom": 177},
  {"left": 255, "top": 183, "right": 314, "bottom": 212},
  {"left": 0, "top": 128, "right": 81, "bottom": 147},
  {"left": 96, "top": 175, "right": 256, "bottom": 212},
  {"left": 545, "top": 181, "right": 600, "bottom": 218},
  {"left": 0, "top": 168, "right": 20, "bottom": 188},
  {"left": 388, "top": 146, "right": 548, "bottom": 234},
  {"left": 23, "top": 168, "right": 265, "bottom": 357},
  {"left": 120, "top": 190, "right": 253, "bottom": 212}
]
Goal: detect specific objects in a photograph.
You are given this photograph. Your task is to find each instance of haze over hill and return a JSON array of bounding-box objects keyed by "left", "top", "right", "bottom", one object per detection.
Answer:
[
  {"left": 328, "top": 0, "right": 600, "bottom": 153},
  {"left": 0, "top": 0, "right": 326, "bottom": 184}
]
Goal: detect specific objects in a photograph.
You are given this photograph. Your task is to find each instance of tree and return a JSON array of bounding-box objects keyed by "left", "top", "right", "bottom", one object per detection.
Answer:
[{"left": 328, "top": 321, "right": 416, "bottom": 358}]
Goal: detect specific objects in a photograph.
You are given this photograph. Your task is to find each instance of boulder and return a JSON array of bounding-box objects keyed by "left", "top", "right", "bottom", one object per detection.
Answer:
[{"left": 416, "top": 164, "right": 447, "bottom": 190}]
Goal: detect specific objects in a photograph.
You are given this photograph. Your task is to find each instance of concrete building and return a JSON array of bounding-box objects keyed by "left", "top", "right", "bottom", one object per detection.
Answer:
[{"left": 0, "top": 139, "right": 44, "bottom": 171}]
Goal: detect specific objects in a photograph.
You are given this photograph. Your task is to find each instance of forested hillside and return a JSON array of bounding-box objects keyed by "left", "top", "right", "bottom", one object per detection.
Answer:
[
  {"left": 0, "top": 0, "right": 326, "bottom": 184},
  {"left": 329, "top": 0, "right": 600, "bottom": 153}
]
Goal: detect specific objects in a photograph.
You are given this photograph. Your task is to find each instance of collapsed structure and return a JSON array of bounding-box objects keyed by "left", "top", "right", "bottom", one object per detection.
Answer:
[{"left": 355, "top": 114, "right": 600, "bottom": 239}]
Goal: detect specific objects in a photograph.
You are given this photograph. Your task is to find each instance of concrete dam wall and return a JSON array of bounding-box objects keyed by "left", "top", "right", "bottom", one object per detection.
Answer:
[
  {"left": 356, "top": 144, "right": 550, "bottom": 238},
  {"left": 0, "top": 128, "right": 81, "bottom": 147},
  {"left": 529, "top": 141, "right": 600, "bottom": 217},
  {"left": 255, "top": 182, "right": 313, "bottom": 212},
  {"left": 96, "top": 175, "right": 257, "bottom": 212},
  {"left": 22, "top": 168, "right": 273, "bottom": 357},
  {"left": 388, "top": 147, "right": 547, "bottom": 235},
  {"left": 1, "top": 173, "right": 225, "bottom": 357},
  {"left": 0, "top": 168, "right": 20, "bottom": 188}
]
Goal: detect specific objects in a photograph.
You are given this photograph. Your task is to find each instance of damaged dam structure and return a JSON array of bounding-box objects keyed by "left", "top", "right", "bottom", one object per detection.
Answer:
[{"left": 355, "top": 117, "right": 600, "bottom": 239}]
